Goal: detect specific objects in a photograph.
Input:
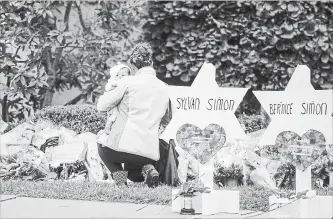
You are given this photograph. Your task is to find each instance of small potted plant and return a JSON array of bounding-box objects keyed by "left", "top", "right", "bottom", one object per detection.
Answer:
[
  {"left": 214, "top": 164, "right": 243, "bottom": 187},
  {"left": 176, "top": 180, "right": 211, "bottom": 215}
]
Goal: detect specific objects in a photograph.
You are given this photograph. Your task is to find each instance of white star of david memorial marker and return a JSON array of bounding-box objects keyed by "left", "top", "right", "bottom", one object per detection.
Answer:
[
  {"left": 162, "top": 63, "right": 248, "bottom": 215},
  {"left": 254, "top": 65, "right": 332, "bottom": 146},
  {"left": 254, "top": 65, "right": 333, "bottom": 216},
  {"left": 161, "top": 62, "right": 248, "bottom": 146}
]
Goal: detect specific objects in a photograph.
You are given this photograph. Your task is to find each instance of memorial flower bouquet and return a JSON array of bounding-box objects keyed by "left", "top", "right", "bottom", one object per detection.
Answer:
[{"left": 179, "top": 180, "right": 211, "bottom": 196}]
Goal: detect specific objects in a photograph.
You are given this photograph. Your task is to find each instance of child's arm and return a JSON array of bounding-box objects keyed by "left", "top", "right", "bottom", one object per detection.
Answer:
[
  {"left": 105, "top": 80, "right": 117, "bottom": 92},
  {"left": 97, "top": 79, "right": 127, "bottom": 112}
]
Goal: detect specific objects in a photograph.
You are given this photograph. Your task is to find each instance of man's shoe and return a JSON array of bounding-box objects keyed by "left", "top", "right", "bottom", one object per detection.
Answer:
[
  {"left": 146, "top": 169, "right": 159, "bottom": 188},
  {"left": 142, "top": 164, "right": 159, "bottom": 188}
]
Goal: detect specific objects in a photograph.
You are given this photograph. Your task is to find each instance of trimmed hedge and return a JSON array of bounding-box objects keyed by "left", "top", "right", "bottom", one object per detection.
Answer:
[
  {"left": 4, "top": 104, "right": 267, "bottom": 135},
  {"left": 33, "top": 105, "right": 107, "bottom": 134}
]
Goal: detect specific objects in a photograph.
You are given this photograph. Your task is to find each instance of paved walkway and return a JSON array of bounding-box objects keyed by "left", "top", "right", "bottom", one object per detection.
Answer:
[{"left": 1, "top": 195, "right": 266, "bottom": 218}]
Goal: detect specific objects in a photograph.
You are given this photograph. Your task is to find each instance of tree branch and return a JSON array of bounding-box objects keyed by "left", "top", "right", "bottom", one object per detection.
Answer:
[
  {"left": 2, "top": 76, "right": 11, "bottom": 122},
  {"left": 75, "top": 2, "right": 88, "bottom": 32},
  {"left": 105, "top": 2, "right": 114, "bottom": 29},
  {"left": 42, "top": 2, "right": 72, "bottom": 108},
  {"left": 63, "top": 2, "right": 72, "bottom": 30},
  {"left": 64, "top": 93, "right": 85, "bottom": 106},
  {"left": 41, "top": 46, "right": 55, "bottom": 107},
  {"left": 0, "top": 43, "right": 6, "bottom": 54},
  {"left": 45, "top": 46, "right": 55, "bottom": 76},
  {"left": 52, "top": 2, "right": 72, "bottom": 71},
  {"left": 7, "top": 97, "right": 23, "bottom": 106}
]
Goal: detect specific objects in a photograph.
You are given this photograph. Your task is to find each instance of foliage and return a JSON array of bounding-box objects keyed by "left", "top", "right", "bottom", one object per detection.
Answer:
[
  {"left": 32, "top": 104, "right": 107, "bottom": 134},
  {"left": 0, "top": 1, "right": 145, "bottom": 122},
  {"left": 274, "top": 162, "right": 295, "bottom": 189},
  {"left": 236, "top": 108, "right": 270, "bottom": 133},
  {"left": 214, "top": 163, "right": 244, "bottom": 184},
  {"left": 326, "top": 147, "right": 333, "bottom": 172},
  {"left": 178, "top": 180, "right": 211, "bottom": 196},
  {"left": 144, "top": 1, "right": 333, "bottom": 90},
  {"left": 311, "top": 151, "right": 333, "bottom": 186},
  {"left": 234, "top": 88, "right": 264, "bottom": 117}
]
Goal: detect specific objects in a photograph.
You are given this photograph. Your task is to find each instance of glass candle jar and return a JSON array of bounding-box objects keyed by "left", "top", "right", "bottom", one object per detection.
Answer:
[
  {"left": 180, "top": 194, "right": 195, "bottom": 215},
  {"left": 184, "top": 194, "right": 192, "bottom": 209}
]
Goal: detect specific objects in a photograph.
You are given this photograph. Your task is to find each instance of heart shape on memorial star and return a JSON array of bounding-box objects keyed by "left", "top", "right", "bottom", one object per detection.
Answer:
[
  {"left": 276, "top": 130, "right": 326, "bottom": 171},
  {"left": 176, "top": 123, "right": 226, "bottom": 165}
]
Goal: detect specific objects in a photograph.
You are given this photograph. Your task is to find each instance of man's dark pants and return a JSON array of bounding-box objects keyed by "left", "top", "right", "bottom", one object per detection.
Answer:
[{"left": 98, "top": 144, "right": 156, "bottom": 182}]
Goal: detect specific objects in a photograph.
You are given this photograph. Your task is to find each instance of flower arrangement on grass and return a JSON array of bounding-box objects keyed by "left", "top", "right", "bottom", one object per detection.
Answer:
[
  {"left": 214, "top": 164, "right": 244, "bottom": 187},
  {"left": 178, "top": 180, "right": 211, "bottom": 196}
]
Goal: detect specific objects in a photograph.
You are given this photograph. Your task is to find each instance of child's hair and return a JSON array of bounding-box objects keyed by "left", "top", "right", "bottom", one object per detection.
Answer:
[{"left": 109, "top": 62, "right": 131, "bottom": 79}]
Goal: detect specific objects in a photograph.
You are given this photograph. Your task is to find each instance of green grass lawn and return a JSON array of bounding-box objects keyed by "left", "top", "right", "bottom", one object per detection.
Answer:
[
  {"left": 0, "top": 180, "right": 172, "bottom": 205},
  {"left": 1, "top": 180, "right": 333, "bottom": 212}
]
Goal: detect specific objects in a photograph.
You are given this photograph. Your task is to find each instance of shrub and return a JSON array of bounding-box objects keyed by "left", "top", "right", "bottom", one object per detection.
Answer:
[
  {"left": 144, "top": 2, "right": 333, "bottom": 91},
  {"left": 274, "top": 162, "right": 295, "bottom": 189},
  {"left": 214, "top": 163, "right": 244, "bottom": 185},
  {"left": 237, "top": 109, "right": 270, "bottom": 133},
  {"left": 33, "top": 105, "right": 107, "bottom": 134}
]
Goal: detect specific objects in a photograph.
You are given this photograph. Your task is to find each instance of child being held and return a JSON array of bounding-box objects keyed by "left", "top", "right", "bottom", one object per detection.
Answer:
[{"left": 97, "top": 62, "right": 131, "bottom": 145}]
